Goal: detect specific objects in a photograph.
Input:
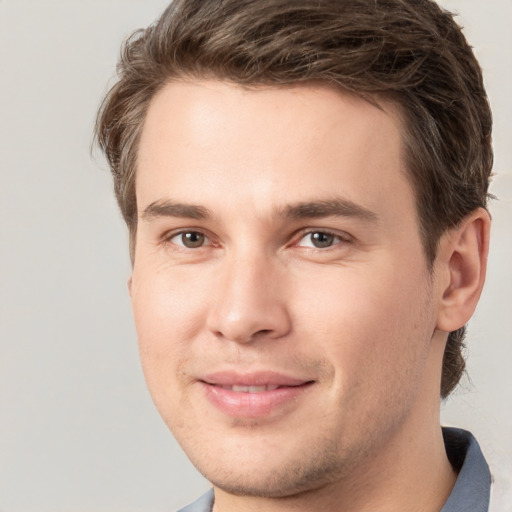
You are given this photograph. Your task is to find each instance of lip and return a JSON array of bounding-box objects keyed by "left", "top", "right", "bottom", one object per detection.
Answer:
[{"left": 198, "top": 371, "right": 314, "bottom": 418}]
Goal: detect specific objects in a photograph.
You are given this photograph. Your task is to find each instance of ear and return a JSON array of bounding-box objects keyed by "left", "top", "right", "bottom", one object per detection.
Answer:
[
  {"left": 127, "top": 276, "right": 133, "bottom": 297},
  {"left": 436, "top": 208, "right": 491, "bottom": 332}
]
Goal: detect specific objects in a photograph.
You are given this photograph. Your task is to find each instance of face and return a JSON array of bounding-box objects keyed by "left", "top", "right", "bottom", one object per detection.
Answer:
[{"left": 131, "top": 81, "right": 444, "bottom": 497}]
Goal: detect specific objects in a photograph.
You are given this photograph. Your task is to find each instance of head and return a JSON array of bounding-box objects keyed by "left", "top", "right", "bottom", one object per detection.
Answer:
[
  {"left": 96, "top": 0, "right": 492, "bottom": 399},
  {"left": 96, "top": 0, "right": 492, "bottom": 497}
]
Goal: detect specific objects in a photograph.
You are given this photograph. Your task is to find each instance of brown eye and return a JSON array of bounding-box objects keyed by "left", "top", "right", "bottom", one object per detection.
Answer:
[
  {"left": 172, "top": 231, "right": 207, "bottom": 248},
  {"left": 310, "top": 232, "right": 335, "bottom": 248},
  {"left": 297, "top": 231, "right": 343, "bottom": 249}
]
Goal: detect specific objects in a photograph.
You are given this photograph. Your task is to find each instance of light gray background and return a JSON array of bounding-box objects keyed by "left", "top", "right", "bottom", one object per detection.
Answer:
[{"left": 0, "top": 1, "right": 510, "bottom": 511}]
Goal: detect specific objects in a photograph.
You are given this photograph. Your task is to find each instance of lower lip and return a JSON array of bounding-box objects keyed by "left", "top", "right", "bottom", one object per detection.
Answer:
[{"left": 200, "top": 382, "right": 313, "bottom": 418}]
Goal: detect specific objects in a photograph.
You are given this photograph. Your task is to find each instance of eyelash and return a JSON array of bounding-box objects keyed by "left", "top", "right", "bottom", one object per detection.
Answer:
[
  {"left": 162, "top": 228, "right": 351, "bottom": 251},
  {"left": 294, "top": 229, "right": 351, "bottom": 249},
  {"left": 164, "top": 230, "right": 214, "bottom": 249}
]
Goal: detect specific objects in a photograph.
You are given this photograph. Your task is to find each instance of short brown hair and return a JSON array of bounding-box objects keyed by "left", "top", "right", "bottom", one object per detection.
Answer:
[{"left": 95, "top": 0, "right": 493, "bottom": 398}]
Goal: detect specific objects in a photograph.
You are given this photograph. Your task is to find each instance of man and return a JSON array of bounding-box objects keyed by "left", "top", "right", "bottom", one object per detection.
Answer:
[{"left": 95, "top": 1, "right": 493, "bottom": 510}]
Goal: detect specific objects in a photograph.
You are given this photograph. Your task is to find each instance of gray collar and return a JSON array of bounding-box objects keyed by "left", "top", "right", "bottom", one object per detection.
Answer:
[{"left": 441, "top": 427, "right": 491, "bottom": 512}]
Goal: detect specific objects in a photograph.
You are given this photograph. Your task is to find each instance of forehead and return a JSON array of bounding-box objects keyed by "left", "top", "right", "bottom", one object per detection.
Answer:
[{"left": 136, "top": 80, "right": 412, "bottom": 221}]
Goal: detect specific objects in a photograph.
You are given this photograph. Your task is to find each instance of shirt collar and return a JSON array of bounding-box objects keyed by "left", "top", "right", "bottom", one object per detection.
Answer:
[{"left": 441, "top": 427, "right": 491, "bottom": 512}]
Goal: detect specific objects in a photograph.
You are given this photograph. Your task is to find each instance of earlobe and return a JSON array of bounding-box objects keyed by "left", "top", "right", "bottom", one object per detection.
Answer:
[{"left": 436, "top": 208, "right": 490, "bottom": 332}]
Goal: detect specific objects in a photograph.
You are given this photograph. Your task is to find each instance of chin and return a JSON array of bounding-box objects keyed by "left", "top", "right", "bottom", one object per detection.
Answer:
[{"left": 186, "top": 436, "right": 351, "bottom": 499}]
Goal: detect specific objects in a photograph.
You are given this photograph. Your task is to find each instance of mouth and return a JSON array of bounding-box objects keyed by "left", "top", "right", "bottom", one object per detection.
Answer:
[
  {"left": 216, "top": 384, "right": 282, "bottom": 392},
  {"left": 198, "top": 372, "right": 315, "bottom": 418}
]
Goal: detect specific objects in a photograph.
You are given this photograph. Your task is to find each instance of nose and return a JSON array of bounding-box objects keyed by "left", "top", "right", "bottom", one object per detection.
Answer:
[{"left": 206, "top": 252, "right": 292, "bottom": 344}]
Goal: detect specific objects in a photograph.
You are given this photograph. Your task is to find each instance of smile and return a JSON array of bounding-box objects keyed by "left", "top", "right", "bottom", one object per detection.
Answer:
[{"left": 199, "top": 372, "right": 314, "bottom": 418}]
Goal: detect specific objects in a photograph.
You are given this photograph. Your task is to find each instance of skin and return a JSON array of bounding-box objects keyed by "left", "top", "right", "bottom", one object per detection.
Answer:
[{"left": 130, "top": 81, "right": 489, "bottom": 512}]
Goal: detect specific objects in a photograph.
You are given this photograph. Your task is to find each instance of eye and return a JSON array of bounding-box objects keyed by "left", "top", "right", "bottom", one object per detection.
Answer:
[
  {"left": 297, "top": 231, "right": 345, "bottom": 249},
  {"left": 169, "top": 231, "right": 208, "bottom": 248}
]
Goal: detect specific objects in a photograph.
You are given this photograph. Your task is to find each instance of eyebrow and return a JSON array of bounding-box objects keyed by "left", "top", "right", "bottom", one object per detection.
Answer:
[
  {"left": 141, "top": 200, "right": 211, "bottom": 221},
  {"left": 140, "top": 197, "right": 378, "bottom": 223},
  {"left": 280, "top": 198, "right": 379, "bottom": 222}
]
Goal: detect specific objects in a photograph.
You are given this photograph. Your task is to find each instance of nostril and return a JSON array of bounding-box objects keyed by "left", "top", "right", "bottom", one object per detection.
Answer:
[{"left": 206, "top": 296, "right": 292, "bottom": 343}]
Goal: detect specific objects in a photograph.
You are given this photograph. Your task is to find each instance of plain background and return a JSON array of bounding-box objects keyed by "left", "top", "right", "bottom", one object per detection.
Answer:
[{"left": 0, "top": 1, "right": 510, "bottom": 510}]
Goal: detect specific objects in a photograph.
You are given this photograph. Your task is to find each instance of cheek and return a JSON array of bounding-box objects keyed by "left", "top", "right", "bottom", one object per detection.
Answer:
[
  {"left": 293, "top": 262, "right": 433, "bottom": 391},
  {"left": 132, "top": 265, "right": 207, "bottom": 351},
  {"left": 307, "top": 270, "right": 433, "bottom": 442},
  {"left": 130, "top": 267, "right": 208, "bottom": 409}
]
